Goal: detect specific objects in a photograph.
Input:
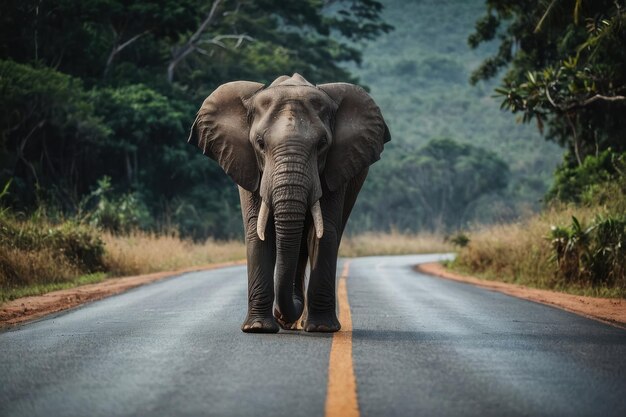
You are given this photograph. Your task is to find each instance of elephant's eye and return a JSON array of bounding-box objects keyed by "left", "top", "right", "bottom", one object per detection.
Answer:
[
  {"left": 256, "top": 135, "right": 265, "bottom": 150},
  {"left": 318, "top": 135, "right": 328, "bottom": 149}
]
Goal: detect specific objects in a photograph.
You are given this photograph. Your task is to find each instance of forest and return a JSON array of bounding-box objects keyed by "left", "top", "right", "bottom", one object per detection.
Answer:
[
  {"left": 1, "top": 0, "right": 563, "bottom": 239},
  {"left": 1, "top": 0, "right": 392, "bottom": 239},
  {"left": 349, "top": 0, "right": 563, "bottom": 231}
]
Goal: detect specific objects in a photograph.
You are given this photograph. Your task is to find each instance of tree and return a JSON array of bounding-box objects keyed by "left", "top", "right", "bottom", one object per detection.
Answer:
[
  {"left": 350, "top": 138, "right": 510, "bottom": 232},
  {"left": 469, "top": 0, "right": 626, "bottom": 168},
  {"left": 0, "top": 0, "right": 391, "bottom": 239},
  {"left": 1, "top": 0, "right": 391, "bottom": 89},
  {"left": 0, "top": 60, "right": 109, "bottom": 207},
  {"left": 165, "top": 0, "right": 392, "bottom": 89},
  {"left": 402, "top": 138, "right": 510, "bottom": 231}
]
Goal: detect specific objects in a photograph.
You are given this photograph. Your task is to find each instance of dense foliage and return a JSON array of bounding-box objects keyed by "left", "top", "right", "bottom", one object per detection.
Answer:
[
  {"left": 547, "top": 150, "right": 625, "bottom": 203},
  {"left": 469, "top": 0, "right": 626, "bottom": 186},
  {"left": 0, "top": 0, "right": 390, "bottom": 239},
  {"left": 354, "top": 138, "right": 510, "bottom": 232},
  {"left": 550, "top": 214, "right": 626, "bottom": 288}
]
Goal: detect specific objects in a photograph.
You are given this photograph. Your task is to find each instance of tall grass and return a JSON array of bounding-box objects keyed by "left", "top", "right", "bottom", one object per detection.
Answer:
[
  {"left": 1, "top": 210, "right": 452, "bottom": 303},
  {"left": 451, "top": 205, "right": 626, "bottom": 298},
  {"left": 102, "top": 232, "right": 246, "bottom": 276},
  {"left": 0, "top": 245, "right": 82, "bottom": 288},
  {"left": 0, "top": 213, "right": 246, "bottom": 302},
  {"left": 103, "top": 231, "right": 452, "bottom": 275},
  {"left": 0, "top": 214, "right": 105, "bottom": 289},
  {"left": 340, "top": 231, "right": 452, "bottom": 257}
]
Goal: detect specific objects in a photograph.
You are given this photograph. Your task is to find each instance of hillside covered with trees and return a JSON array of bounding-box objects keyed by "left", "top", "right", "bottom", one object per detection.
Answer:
[{"left": 348, "top": 0, "right": 563, "bottom": 232}]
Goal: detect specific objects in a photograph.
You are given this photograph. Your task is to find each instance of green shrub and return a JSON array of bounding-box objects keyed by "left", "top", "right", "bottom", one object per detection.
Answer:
[
  {"left": 0, "top": 212, "right": 106, "bottom": 288},
  {"left": 447, "top": 232, "right": 470, "bottom": 248},
  {"left": 47, "top": 222, "right": 106, "bottom": 272},
  {"left": 79, "top": 177, "right": 152, "bottom": 234},
  {"left": 548, "top": 150, "right": 624, "bottom": 204},
  {"left": 549, "top": 215, "right": 626, "bottom": 288}
]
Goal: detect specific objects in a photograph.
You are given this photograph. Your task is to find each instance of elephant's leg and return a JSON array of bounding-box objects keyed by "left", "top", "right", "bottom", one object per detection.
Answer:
[
  {"left": 273, "top": 231, "right": 308, "bottom": 330},
  {"left": 294, "top": 233, "right": 308, "bottom": 307},
  {"left": 304, "top": 185, "right": 346, "bottom": 332},
  {"left": 304, "top": 170, "right": 369, "bottom": 332},
  {"left": 239, "top": 187, "right": 279, "bottom": 333}
]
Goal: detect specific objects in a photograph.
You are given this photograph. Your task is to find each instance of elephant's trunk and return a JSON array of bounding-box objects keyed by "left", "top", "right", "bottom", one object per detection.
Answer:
[
  {"left": 273, "top": 198, "right": 306, "bottom": 323},
  {"left": 269, "top": 156, "right": 321, "bottom": 324}
]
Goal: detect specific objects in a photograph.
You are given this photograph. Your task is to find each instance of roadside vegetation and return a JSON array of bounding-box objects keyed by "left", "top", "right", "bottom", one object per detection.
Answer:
[
  {"left": 449, "top": 1, "right": 626, "bottom": 299},
  {"left": 0, "top": 208, "right": 247, "bottom": 303},
  {"left": 102, "top": 232, "right": 245, "bottom": 277},
  {"left": 451, "top": 210, "right": 626, "bottom": 299},
  {"left": 0, "top": 211, "right": 106, "bottom": 301},
  {"left": 340, "top": 232, "right": 452, "bottom": 258},
  {"left": 0, "top": 205, "right": 450, "bottom": 303},
  {"left": 451, "top": 153, "right": 626, "bottom": 298}
]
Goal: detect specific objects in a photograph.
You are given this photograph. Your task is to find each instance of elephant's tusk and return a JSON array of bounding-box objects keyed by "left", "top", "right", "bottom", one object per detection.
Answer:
[
  {"left": 257, "top": 200, "right": 270, "bottom": 241},
  {"left": 311, "top": 200, "right": 324, "bottom": 239}
]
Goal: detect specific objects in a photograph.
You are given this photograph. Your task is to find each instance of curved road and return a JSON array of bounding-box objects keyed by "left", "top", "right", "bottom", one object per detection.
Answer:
[{"left": 1, "top": 254, "right": 625, "bottom": 416}]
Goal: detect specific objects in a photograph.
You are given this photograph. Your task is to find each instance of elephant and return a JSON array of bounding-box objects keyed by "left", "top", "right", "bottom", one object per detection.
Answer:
[{"left": 188, "top": 73, "right": 390, "bottom": 333}]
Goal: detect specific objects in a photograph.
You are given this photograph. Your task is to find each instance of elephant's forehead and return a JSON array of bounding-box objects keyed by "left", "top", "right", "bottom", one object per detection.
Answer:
[{"left": 255, "top": 86, "right": 332, "bottom": 106}]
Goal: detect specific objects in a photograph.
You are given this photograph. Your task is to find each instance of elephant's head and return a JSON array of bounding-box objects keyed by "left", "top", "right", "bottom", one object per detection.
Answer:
[{"left": 189, "top": 74, "right": 389, "bottom": 322}]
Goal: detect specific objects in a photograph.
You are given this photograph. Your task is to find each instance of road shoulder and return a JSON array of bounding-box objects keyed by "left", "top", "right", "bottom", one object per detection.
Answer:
[
  {"left": 0, "top": 260, "right": 245, "bottom": 328},
  {"left": 416, "top": 262, "right": 626, "bottom": 328}
]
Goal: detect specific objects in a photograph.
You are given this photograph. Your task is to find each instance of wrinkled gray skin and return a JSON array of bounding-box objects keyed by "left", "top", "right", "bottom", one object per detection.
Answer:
[{"left": 189, "top": 74, "right": 390, "bottom": 333}]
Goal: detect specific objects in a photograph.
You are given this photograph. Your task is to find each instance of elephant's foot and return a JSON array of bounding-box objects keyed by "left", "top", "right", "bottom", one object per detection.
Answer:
[
  {"left": 241, "top": 314, "right": 279, "bottom": 333},
  {"left": 303, "top": 311, "right": 341, "bottom": 333},
  {"left": 273, "top": 307, "right": 300, "bottom": 330}
]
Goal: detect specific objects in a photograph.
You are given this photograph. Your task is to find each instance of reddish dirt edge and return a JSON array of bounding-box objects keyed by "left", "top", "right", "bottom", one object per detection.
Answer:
[
  {"left": 0, "top": 260, "right": 246, "bottom": 329},
  {"left": 416, "top": 262, "right": 626, "bottom": 330}
]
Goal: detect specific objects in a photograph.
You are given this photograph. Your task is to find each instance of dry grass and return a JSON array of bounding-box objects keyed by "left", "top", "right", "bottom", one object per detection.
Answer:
[
  {"left": 452, "top": 219, "right": 553, "bottom": 286},
  {"left": 339, "top": 231, "right": 453, "bottom": 257},
  {"left": 0, "top": 245, "right": 80, "bottom": 288},
  {"left": 102, "top": 232, "right": 246, "bottom": 276},
  {"left": 104, "top": 231, "right": 451, "bottom": 276},
  {"left": 0, "top": 213, "right": 104, "bottom": 294},
  {"left": 0, "top": 219, "right": 247, "bottom": 302},
  {"left": 1, "top": 223, "right": 451, "bottom": 303},
  {"left": 451, "top": 205, "right": 625, "bottom": 297}
]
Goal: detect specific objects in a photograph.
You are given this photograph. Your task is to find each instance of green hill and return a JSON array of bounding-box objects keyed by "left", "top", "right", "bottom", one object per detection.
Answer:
[{"left": 346, "top": 0, "right": 563, "bottom": 232}]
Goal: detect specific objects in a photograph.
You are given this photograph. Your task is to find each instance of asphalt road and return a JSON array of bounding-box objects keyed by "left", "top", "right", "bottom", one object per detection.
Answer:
[{"left": 1, "top": 254, "right": 625, "bottom": 417}]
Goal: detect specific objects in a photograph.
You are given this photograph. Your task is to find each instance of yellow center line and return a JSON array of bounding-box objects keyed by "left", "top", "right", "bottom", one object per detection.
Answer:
[{"left": 325, "top": 261, "right": 359, "bottom": 417}]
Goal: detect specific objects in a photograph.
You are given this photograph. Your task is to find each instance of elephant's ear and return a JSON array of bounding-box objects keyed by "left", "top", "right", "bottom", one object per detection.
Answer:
[
  {"left": 318, "top": 83, "right": 390, "bottom": 192},
  {"left": 188, "top": 81, "right": 265, "bottom": 192}
]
